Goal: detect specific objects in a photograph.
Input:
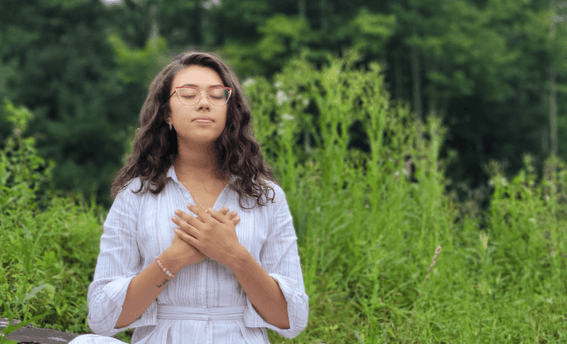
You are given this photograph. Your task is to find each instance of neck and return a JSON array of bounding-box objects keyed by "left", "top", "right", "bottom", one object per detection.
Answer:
[{"left": 174, "top": 143, "right": 222, "bottom": 181}]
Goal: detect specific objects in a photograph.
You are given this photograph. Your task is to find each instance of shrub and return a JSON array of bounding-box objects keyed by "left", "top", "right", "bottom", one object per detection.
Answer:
[{"left": 0, "top": 100, "right": 102, "bottom": 335}]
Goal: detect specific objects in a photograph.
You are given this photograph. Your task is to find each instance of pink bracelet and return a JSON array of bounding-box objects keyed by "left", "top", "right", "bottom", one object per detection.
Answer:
[{"left": 155, "top": 256, "right": 175, "bottom": 278}]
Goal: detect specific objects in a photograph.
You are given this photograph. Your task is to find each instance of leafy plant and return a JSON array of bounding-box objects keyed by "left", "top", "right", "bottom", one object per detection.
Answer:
[{"left": 0, "top": 100, "right": 103, "bottom": 335}]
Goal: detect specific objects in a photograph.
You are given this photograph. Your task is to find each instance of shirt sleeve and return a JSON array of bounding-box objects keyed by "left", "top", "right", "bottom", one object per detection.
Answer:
[
  {"left": 86, "top": 179, "right": 157, "bottom": 337},
  {"left": 243, "top": 184, "right": 309, "bottom": 338}
]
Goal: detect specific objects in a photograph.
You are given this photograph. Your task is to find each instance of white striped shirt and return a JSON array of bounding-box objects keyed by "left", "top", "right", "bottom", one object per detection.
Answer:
[{"left": 69, "top": 166, "right": 309, "bottom": 344}]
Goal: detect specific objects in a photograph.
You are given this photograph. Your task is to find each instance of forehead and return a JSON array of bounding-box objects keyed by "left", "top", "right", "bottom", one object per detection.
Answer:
[{"left": 172, "top": 65, "right": 224, "bottom": 89}]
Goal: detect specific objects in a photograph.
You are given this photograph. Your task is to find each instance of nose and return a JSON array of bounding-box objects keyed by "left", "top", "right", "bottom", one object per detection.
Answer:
[{"left": 196, "top": 91, "right": 210, "bottom": 110}]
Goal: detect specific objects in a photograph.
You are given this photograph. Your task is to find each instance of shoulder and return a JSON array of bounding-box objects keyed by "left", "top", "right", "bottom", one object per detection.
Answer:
[
  {"left": 118, "top": 177, "right": 144, "bottom": 196},
  {"left": 265, "top": 180, "right": 284, "bottom": 198},
  {"left": 262, "top": 180, "right": 287, "bottom": 208},
  {"left": 114, "top": 177, "right": 154, "bottom": 204}
]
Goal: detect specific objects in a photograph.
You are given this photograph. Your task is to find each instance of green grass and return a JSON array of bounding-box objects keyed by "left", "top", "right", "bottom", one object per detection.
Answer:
[{"left": 2, "top": 52, "right": 567, "bottom": 343}]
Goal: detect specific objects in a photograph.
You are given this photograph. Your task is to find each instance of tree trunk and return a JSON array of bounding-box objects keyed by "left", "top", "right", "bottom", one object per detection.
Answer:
[
  {"left": 299, "top": 0, "right": 306, "bottom": 18},
  {"left": 409, "top": 0, "right": 422, "bottom": 120},
  {"left": 550, "top": 0, "right": 558, "bottom": 156},
  {"left": 426, "top": 57, "right": 438, "bottom": 116},
  {"left": 320, "top": 0, "right": 328, "bottom": 32},
  {"left": 149, "top": 1, "right": 158, "bottom": 40},
  {"left": 394, "top": 49, "right": 403, "bottom": 100},
  {"left": 411, "top": 43, "right": 422, "bottom": 121}
]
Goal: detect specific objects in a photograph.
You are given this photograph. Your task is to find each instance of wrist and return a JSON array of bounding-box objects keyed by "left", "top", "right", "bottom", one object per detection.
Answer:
[
  {"left": 159, "top": 249, "right": 183, "bottom": 273},
  {"left": 226, "top": 245, "right": 251, "bottom": 271}
]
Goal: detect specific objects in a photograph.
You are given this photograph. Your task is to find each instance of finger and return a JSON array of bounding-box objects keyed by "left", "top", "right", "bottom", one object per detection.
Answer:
[
  {"left": 187, "top": 204, "right": 211, "bottom": 223},
  {"left": 175, "top": 209, "right": 203, "bottom": 224},
  {"left": 181, "top": 212, "right": 207, "bottom": 232},
  {"left": 231, "top": 216, "right": 240, "bottom": 226},
  {"left": 207, "top": 208, "right": 229, "bottom": 224},
  {"left": 219, "top": 207, "right": 230, "bottom": 215},
  {"left": 175, "top": 229, "right": 199, "bottom": 247},
  {"left": 173, "top": 215, "right": 201, "bottom": 238},
  {"left": 226, "top": 211, "right": 238, "bottom": 221}
]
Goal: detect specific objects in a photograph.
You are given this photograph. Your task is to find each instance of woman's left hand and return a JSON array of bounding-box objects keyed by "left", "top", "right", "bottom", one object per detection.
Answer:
[{"left": 172, "top": 204, "right": 244, "bottom": 266}]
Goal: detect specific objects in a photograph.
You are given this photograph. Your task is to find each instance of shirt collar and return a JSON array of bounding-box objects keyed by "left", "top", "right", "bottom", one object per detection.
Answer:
[
  {"left": 166, "top": 165, "right": 178, "bottom": 182},
  {"left": 166, "top": 164, "right": 236, "bottom": 184}
]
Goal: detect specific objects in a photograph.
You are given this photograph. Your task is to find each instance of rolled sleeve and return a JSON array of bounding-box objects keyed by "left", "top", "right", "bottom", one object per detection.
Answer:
[
  {"left": 86, "top": 180, "right": 157, "bottom": 336},
  {"left": 243, "top": 185, "right": 309, "bottom": 338}
]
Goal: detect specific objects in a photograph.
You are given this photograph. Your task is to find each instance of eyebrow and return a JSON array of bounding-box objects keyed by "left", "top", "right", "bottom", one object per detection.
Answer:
[{"left": 178, "top": 83, "right": 225, "bottom": 88}]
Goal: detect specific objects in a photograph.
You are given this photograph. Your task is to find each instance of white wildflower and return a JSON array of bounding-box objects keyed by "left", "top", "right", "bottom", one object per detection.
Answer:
[
  {"left": 203, "top": 0, "right": 221, "bottom": 9},
  {"left": 242, "top": 78, "right": 256, "bottom": 88},
  {"left": 276, "top": 91, "right": 288, "bottom": 105},
  {"left": 282, "top": 113, "right": 294, "bottom": 121}
]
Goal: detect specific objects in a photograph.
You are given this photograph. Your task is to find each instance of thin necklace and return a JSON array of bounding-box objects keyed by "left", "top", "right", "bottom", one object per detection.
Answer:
[
  {"left": 180, "top": 180, "right": 207, "bottom": 212},
  {"left": 174, "top": 163, "right": 228, "bottom": 212},
  {"left": 181, "top": 180, "right": 227, "bottom": 224},
  {"left": 174, "top": 162, "right": 208, "bottom": 212}
]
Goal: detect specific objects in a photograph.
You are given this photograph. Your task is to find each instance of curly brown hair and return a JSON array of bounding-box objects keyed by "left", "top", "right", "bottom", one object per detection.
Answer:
[{"left": 110, "top": 51, "right": 275, "bottom": 208}]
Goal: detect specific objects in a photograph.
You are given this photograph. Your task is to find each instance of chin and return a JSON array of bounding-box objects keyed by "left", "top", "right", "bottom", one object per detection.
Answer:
[{"left": 179, "top": 134, "right": 222, "bottom": 146}]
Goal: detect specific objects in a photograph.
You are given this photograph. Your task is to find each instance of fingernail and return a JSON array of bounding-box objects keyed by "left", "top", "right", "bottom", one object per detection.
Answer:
[
  {"left": 175, "top": 210, "right": 180, "bottom": 215},
  {"left": 172, "top": 217, "right": 177, "bottom": 221}
]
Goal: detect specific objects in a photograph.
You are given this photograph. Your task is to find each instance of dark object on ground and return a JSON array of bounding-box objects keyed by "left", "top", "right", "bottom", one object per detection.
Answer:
[{"left": 0, "top": 318, "right": 78, "bottom": 344}]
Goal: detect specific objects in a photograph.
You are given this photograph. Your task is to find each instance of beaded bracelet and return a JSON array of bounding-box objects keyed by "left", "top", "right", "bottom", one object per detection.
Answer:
[{"left": 155, "top": 256, "right": 175, "bottom": 278}]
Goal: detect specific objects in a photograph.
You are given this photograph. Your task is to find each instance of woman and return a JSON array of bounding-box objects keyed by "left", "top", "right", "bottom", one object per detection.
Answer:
[{"left": 70, "top": 52, "right": 309, "bottom": 344}]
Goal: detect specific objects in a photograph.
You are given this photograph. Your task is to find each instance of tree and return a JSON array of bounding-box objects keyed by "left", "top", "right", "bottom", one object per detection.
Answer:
[{"left": 0, "top": 0, "right": 139, "bottom": 205}]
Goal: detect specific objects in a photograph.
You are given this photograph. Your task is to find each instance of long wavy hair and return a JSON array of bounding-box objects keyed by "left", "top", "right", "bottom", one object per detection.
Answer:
[{"left": 111, "top": 52, "right": 275, "bottom": 208}]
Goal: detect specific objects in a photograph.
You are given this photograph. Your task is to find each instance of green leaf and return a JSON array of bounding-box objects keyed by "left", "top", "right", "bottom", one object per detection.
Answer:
[
  {"left": 1, "top": 312, "right": 48, "bottom": 337},
  {"left": 24, "top": 284, "right": 47, "bottom": 302}
]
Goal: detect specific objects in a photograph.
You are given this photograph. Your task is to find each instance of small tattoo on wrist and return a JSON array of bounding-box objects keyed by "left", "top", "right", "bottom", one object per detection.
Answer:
[{"left": 156, "top": 278, "right": 170, "bottom": 288}]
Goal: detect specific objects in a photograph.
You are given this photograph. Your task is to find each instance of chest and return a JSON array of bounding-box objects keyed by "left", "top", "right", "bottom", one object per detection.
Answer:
[
  {"left": 135, "top": 184, "right": 271, "bottom": 262},
  {"left": 181, "top": 179, "right": 227, "bottom": 211},
  {"left": 185, "top": 183, "right": 224, "bottom": 211}
]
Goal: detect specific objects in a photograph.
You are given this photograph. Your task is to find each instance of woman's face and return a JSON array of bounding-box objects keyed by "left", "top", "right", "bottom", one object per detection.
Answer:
[{"left": 167, "top": 65, "right": 228, "bottom": 146}]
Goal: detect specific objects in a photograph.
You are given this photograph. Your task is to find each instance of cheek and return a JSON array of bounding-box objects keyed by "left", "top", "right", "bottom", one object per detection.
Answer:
[{"left": 169, "top": 104, "right": 182, "bottom": 119}]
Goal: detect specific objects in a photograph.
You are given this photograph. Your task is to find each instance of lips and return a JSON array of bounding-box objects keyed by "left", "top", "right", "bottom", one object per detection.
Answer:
[{"left": 193, "top": 117, "right": 213, "bottom": 122}]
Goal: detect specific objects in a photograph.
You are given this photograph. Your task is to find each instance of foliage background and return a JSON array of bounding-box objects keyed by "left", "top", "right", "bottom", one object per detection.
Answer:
[
  {"left": 1, "top": 0, "right": 567, "bottom": 343},
  {"left": 1, "top": 0, "right": 567, "bottom": 207}
]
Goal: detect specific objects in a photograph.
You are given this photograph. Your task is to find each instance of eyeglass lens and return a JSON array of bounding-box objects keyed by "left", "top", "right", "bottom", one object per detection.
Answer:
[{"left": 177, "top": 88, "right": 230, "bottom": 106}]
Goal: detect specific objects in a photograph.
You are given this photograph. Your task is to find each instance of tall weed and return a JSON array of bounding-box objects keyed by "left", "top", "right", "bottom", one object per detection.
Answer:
[{"left": 245, "top": 52, "right": 567, "bottom": 343}]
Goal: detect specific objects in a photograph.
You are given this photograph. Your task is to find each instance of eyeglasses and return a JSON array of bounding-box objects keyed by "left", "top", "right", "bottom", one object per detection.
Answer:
[{"left": 168, "top": 86, "right": 232, "bottom": 107}]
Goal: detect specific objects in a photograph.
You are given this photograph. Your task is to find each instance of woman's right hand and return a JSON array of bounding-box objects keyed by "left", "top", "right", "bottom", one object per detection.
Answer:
[{"left": 162, "top": 207, "right": 241, "bottom": 271}]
